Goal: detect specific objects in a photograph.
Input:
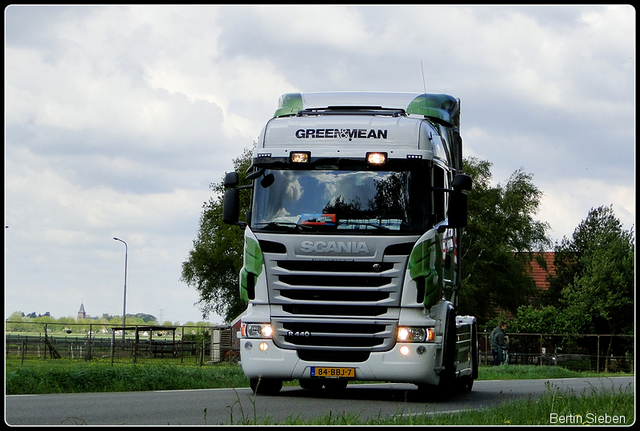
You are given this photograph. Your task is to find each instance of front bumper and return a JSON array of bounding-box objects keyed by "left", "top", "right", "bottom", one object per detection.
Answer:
[{"left": 239, "top": 339, "right": 441, "bottom": 386}]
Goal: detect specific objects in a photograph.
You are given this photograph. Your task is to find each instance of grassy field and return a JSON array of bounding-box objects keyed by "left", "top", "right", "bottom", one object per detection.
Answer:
[{"left": 5, "top": 360, "right": 634, "bottom": 425}]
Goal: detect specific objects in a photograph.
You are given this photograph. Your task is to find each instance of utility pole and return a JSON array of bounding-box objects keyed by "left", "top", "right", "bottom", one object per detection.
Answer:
[{"left": 113, "top": 237, "right": 128, "bottom": 342}]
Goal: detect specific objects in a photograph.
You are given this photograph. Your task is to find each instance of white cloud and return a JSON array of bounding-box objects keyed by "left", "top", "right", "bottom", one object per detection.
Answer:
[
  {"left": 540, "top": 178, "right": 636, "bottom": 243},
  {"left": 4, "top": 5, "right": 634, "bottom": 323}
]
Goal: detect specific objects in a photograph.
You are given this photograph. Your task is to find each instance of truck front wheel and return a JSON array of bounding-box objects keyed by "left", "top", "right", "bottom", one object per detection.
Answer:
[
  {"left": 323, "top": 379, "right": 348, "bottom": 392},
  {"left": 299, "top": 379, "right": 323, "bottom": 390},
  {"left": 456, "top": 322, "right": 478, "bottom": 394},
  {"left": 438, "top": 307, "right": 457, "bottom": 391},
  {"left": 250, "top": 377, "right": 282, "bottom": 395}
]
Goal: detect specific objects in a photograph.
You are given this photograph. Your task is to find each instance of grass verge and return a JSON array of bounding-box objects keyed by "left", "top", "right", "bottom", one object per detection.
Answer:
[
  {"left": 6, "top": 361, "right": 633, "bottom": 425},
  {"left": 282, "top": 383, "right": 634, "bottom": 425}
]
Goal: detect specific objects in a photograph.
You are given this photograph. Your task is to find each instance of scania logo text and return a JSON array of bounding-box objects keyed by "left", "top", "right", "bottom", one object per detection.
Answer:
[{"left": 300, "top": 240, "right": 370, "bottom": 254}]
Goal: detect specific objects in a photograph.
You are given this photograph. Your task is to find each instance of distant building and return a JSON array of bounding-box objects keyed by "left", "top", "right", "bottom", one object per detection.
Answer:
[
  {"left": 528, "top": 252, "right": 556, "bottom": 291},
  {"left": 493, "top": 252, "right": 557, "bottom": 319},
  {"left": 77, "top": 303, "right": 86, "bottom": 321}
]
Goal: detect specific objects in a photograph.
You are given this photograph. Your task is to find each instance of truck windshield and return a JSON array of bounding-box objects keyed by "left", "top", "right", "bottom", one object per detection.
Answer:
[{"left": 251, "top": 169, "right": 431, "bottom": 233}]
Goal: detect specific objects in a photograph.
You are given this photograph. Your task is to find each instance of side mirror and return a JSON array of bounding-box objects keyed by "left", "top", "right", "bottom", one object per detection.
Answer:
[
  {"left": 452, "top": 173, "right": 472, "bottom": 191},
  {"left": 223, "top": 189, "right": 240, "bottom": 225},
  {"left": 260, "top": 173, "right": 275, "bottom": 188},
  {"left": 448, "top": 174, "right": 471, "bottom": 228},
  {"left": 224, "top": 172, "right": 239, "bottom": 189},
  {"left": 447, "top": 191, "right": 468, "bottom": 228}
]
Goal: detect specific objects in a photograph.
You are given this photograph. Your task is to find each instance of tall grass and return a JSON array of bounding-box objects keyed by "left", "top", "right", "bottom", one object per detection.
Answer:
[
  {"left": 6, "top": 360, "right": 247, "bottom": 394},
  {"left": 6, "top": 360, "right": 633, "bottom": 425},
  {"left": 477, "top": 364, "right": 607, "bottom": 380},
  {"left": 283, "top": 383, "right": 634, "bottom": 425},
  {"left": 6, "top": 361, "right": 628, "bottom": 395}
]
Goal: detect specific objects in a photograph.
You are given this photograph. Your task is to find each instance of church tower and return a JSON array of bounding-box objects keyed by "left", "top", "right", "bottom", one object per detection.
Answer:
[{"left": 77, "top": 303, "right": 86, "bottom": 321}]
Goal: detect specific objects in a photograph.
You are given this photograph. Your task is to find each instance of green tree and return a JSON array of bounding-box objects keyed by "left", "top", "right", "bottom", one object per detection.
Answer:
[
  {"left": 132, "top": 313, "right": 157, "bottom": 323},
  {"left": 552, "top": 206, "right": 634, "bottom": 361},
  {"left": 181, "top": 147, "right": 253, "bottom": 323},
  {"left": 458, "top": 157, "right": 551, "bottom": 323},
  {"left": 182, "top": 153, "right": 552, "bottom": 325},
  {"left": 6, "top": 311, "right": 26, "bottom": 332},
  {"left": 510, "top": 304, "right": 588, "bottom": 335}
]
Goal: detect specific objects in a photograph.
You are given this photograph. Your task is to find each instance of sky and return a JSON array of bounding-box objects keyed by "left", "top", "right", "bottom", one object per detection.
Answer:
[{"left": 4, "top": 5, "right": 635, "bottom": 325}]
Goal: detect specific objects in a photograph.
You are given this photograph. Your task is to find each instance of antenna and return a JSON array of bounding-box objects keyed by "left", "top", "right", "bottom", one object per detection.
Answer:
[
  {"left": 420, "top": 61, "right": 430, "bottom": 113},
  {"left": 420, "top": 60, "right": 428, "bottom": 94}
]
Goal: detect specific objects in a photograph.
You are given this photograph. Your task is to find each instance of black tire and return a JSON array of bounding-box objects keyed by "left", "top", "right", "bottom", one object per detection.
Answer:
[
  {"left": 456, "top": 321, "right": 478, "bottom": 394},
  {"left": 416, "top": 306, "right": 456, "bottom": 399},
  {"left": 323, "top": 379, "right": 348, "bottom": 392},
  {"left": 299, "top": 378, "right": 323, "bottom": 390},
  {"left": 438, "top": 307, "right": 457, "bottom": 392},
  {"left": 250, "top": 377, "right": 282, "bottom": 395}
]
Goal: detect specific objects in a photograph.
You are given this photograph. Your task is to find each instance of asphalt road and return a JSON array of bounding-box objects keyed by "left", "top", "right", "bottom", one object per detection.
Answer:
[{"left": 5, "top": 377, "right": 633, "bottom": 425}]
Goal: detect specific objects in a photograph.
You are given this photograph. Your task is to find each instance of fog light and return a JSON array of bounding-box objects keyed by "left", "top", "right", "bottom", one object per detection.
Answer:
[
  {"left": 244, "top": 341, "right": 253, "bottom": 350},
  {"left": 417, "top": 346, "right": 426, "bottom": 355},
  {"left": 259, "top": 342, "right": 269, "bottom": 352},
  {"left": 399, "top": 345, "right": 410, "bottom": 356}
]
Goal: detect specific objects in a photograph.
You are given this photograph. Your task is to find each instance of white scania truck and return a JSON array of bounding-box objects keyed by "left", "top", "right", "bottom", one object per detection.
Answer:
[{"left": 223, "top": 92, "right": 477, "bottom": 395}]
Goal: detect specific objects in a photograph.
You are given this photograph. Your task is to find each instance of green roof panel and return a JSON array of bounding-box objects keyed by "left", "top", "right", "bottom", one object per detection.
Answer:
[
  {"left": 274, "top": 93, "right": 303, "bottom": 117},
  {"left": 406, "top": 93, "right": 460, "bottom": 128}
]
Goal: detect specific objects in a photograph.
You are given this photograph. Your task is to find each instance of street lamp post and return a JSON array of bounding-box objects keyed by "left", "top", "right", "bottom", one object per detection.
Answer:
[{"left": 113, "top": 237, "right": 128, "bottom": 341}]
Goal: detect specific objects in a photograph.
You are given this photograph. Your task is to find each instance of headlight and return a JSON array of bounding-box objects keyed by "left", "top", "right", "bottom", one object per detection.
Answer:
[
  {"left": 397, "top": 327, "right": 434, "bottom": 342},
  {"left": 242, "top": 323, "right": 273, "bottom": 338}
]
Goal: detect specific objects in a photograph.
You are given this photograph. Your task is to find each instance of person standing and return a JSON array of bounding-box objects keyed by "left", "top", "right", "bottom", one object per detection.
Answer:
[{"left": 490, "top": 322, "right": 509, "bottom": 365}]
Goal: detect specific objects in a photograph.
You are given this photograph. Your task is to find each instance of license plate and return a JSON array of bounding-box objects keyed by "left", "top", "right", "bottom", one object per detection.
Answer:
[{"left": 310, "top": 367, "right": 355, "bottom": 378}]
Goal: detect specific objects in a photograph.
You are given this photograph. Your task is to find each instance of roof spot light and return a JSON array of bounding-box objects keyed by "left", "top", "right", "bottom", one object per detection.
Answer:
[
  {"left": 366, "top": 152, "right": 387, "bottom": 166},
  {"left": 290, "top": 151, "right": 310, "bottom": 163}
]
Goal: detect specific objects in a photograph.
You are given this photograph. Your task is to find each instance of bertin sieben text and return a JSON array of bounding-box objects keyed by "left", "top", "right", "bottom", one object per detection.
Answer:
[{"left": 549, "top": 412, "right": 626, "bottom": 425}]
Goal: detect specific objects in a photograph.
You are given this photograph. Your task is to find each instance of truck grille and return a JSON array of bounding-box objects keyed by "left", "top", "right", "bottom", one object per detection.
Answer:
[
  {"left": 259, "top": 235, "right": 415, "bottom": 353},
  {"left": 273, "top": 318, "right": 395, "bottom": 351}
]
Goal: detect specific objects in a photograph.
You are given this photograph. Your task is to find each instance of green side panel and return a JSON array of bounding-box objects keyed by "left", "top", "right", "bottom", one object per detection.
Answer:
[
  {"left": 274, "top": 93, "right": 303, "bottom": 117},
  {"left": 406, "top": 93, "right": 460, "bottom": 128},
  {"left": 408, "top": 237, "right": 443, "bottom": 308},
  {"left": 239, "top": 268, "right": 251, "bottom": 302},
  {"left": 239, "top": 237, "right": 264, "bottom": 302}
]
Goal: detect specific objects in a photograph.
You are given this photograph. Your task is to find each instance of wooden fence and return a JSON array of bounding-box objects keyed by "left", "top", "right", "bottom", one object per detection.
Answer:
[
  {"left": 5, "top": 321, "right": 235, "bottom": 366},
  {"left": 5, "top": 321, "right": 633, "bottom": 372},
  {"left": 479, "top": 331, "right": 634, "bottom": 372}
]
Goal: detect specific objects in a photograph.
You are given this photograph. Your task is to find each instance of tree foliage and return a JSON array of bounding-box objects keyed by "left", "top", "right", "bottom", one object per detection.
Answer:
[
  {"left": 552, "top": 206, "right": 634, "bottom": 336},
  {"left": 508, "top": 206, "right": 635, "bottom": 363},
  {"left": 458, "top": 157, "right": 551, "bottom": 323},
  {"left": 181, "top": 148, "right": 253, "bottom": 323},
  {"left": 182, "top": 152, "right": 554, "bottom": 325}
]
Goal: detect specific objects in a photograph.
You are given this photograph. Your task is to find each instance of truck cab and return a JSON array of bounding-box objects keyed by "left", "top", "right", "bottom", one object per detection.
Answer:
[{"left": 224, "top": 92, "right": 476, "bottom": 395}]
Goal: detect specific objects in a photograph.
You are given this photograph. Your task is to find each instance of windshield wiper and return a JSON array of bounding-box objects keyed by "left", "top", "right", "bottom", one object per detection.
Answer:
[
  {"left": 336, "top": 221, "right": 390, "bottom": 231},
  {"left": 255, "top": 221, "right": 313, "bottom": 231}
]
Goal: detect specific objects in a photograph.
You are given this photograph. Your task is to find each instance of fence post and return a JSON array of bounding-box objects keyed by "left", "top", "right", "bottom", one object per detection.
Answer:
[
  {"left": 597, "top": 335, "right": 600, "bottom": 373},
  {"left": 180, "top": 326, "right": 184, "bottom": 364},
  {"left": 111, "top": 329, "right": 116, "bottom": 365},
  {"left": 87, "top": 324, "right": 93, "bottom": 361},
  {"left": 539, "top": 334, "right": 543, "bottom": 366},
  {"left": 484, "top": 332, "right": 489, "bottom": 365},
  {"left": 21, "top": 340, "right": 26, "bottom": 365}
]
